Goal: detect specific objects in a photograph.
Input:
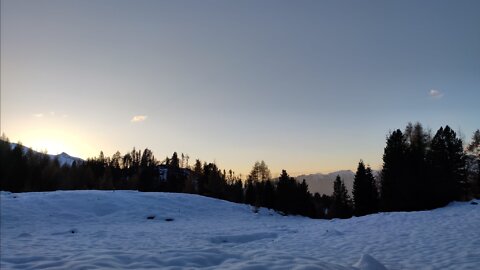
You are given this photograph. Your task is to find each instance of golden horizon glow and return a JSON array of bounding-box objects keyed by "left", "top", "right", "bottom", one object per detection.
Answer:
[{"left": 8, "top": 127, "right": 97, "bottom": 159}]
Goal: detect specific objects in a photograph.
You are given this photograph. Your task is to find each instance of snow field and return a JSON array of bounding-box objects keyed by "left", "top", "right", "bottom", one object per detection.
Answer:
[{"left": 1, "top": 190, "right": 479, "bottom": 269}]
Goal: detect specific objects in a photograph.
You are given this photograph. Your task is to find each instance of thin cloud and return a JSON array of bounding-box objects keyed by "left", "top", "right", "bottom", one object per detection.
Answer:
[
  {"left": 429, "top": 89, "right": 444, "bottom": 99},
  {"left": 33, "top": 112, "right": 67, "bottom": 118},
  {"left": 131, "top": 115, "right": 148, "bottom": 122}
]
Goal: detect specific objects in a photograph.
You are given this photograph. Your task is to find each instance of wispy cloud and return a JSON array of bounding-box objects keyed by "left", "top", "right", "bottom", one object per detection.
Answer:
[
  {"left": 33, "top": 112, "right": 69, "bottom": 119},
  {"left": 131, "top": 115, "right": 148, "bottom": 122},
  {"left": 429, "top": 89, "right": 444, "bottom": 99}
]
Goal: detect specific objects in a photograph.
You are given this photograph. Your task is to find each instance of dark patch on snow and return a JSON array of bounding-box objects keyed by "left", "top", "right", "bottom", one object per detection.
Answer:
[
  {"left": 51, "top": 228, "right": 78, "bottom": 236},
  {"left": 146, "top": 215, "right": 156, "bottom": 220},
  {"left": 210, "top": 232, "right": 278, "bottom": 244},
  {"left": 164, "top": 218, "right": 174, "bottom": 222},
  {"left": 323, "top": 229, "right": 344, "bottom": 236},
  {"left": 18, "top": 233, "right": 32, "bottom": 238},
  {"left": 471, "top": 201, "right": 478, "bottom": 205}
]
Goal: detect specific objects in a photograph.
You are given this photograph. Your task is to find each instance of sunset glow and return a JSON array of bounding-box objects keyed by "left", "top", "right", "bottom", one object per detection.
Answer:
[{"left": 1, "top": 0, "right": 479, "bottom": 176}]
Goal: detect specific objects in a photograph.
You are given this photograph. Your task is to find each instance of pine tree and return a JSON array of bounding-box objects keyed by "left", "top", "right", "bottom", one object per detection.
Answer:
[
  {"left": 262, "top": 180, "right": 275, "bottom": 209},
  {"left": 297, "top": 179, "right": 315, "bottom": 217},
  {"left": 226, "top": 178, "right": 244, "bottom": 203},
  {"left": 380, "top": 129, "right": 408, "bottom": 211},
  {"left": 353, "top": 160, "right": 379, "bottom": 216},
  {"left": 139, "top": 148, "right": 158, "bottom": 191},
  {"left": 202, "top": 163, "right": 225, "bottom": 199},
  {"left": 404, "top": 122, "right": 430, "bottom": 210},
  {"left": 353, "top": 160, "right": 367, "bottom": 215},
  {"left": 427, "top": 126, "right": 466, "bottom": 206},
  {"left": 365, "top": 166, "right": 379, "bottom": 213},
  {"left": 193, "top": 159, "right": 202, "bottom": 175},
  {"left": 330, "top": 175, "right": 352, "bottom": 218},
  {"left": 276, "top": 170, "right": 295, "bottom": 214},
  {"left": 170, "top": 152, "right": 180, "bottom": 168},
  {"left": 244, "top": 178, "right": 256, "bottom": 206}
]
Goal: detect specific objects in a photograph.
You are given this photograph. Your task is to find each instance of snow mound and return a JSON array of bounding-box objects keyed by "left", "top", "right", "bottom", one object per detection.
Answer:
[
  {"left": 353, "top": 254, "right": 387, "bottom": 270},
  {"left": 1, "top": 191, "right": 479, "bottom": 269}
]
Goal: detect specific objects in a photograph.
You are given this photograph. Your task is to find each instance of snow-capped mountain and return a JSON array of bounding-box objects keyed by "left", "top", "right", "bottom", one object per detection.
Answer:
[
  {"left": 52, "top": 152, "right": 83, "bottom": 166},
  {"left": 8, "top": 142, "right": 83, "bottom": 166}
]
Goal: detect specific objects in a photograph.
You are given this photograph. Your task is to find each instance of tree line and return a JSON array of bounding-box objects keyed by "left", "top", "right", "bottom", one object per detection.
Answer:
[
  {"left": 328, "top": 124, "right": 480, "bottom": 218},
  {"left": 0, "top": 123, "right": 479, "bottom": 219}
]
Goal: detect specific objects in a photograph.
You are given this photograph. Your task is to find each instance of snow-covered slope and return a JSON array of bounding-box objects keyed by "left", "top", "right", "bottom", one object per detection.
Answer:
[{"left": 1, "top": 191, "right": 479, "bottom": 269}]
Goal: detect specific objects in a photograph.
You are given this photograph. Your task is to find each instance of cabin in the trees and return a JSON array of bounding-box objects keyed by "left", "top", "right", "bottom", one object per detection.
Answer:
[
  {"left": 156, "top": 165, "right": 198, "bottom": 192},
  {"left": 156, "top": 165, "right": 191, "bottom": 181}
]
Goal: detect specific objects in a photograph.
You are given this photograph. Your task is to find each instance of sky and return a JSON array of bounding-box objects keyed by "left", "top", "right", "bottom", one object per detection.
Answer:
[{"left": 1, "top": 0, "right": 479, "bottom": 177}]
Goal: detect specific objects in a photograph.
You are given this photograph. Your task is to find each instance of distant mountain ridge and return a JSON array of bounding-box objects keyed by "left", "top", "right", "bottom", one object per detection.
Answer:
[
  {"left": 52, "top": 152, "right": 84, "bottom": 166},
  {"left": 9, "top": 142, "right": 83, "bottom": 167},
  {"left": 295, "top": 170, "right": 355, "bottom": 196}
]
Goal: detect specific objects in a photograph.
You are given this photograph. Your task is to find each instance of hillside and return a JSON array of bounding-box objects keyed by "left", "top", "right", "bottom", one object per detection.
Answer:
[{"left": 1, "top": 191, "right": 479, "bottom": 269}]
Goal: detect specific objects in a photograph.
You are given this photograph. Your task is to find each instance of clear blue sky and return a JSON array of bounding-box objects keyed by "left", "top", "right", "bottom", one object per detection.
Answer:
[{"left": 1, "top": 0, "right": 479, "bottom": 176}]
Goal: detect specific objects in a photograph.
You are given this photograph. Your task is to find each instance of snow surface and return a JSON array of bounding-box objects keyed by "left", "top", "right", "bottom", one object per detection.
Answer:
[{"left": 1, "top": 191, "right": 479, "bottom": 270}]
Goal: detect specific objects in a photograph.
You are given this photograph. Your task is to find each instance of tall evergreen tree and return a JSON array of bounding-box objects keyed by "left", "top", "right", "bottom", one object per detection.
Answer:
[
  {"left": 297, "top": 179, "right": 315, "bottom": 217},
  {"left": 204, "top": 163, "right": 225, "bottom": 199},
  {"left": 365, "top": 166, "right": 379, "bottom": 213},
  {"left": 193, "top": 159, "right": 202, "bottom": 175},
  {"left": 353, "top": 160, "right": 368, "bottom": 215},
  {"left": 404, "top": 122, "right": 430, "bottom": 210},
  {"left": 353, "top": 160, "right": 378, "bottom": 216},
  {"left": 276, "top": 170, "right": 295, "bottom": 214},
  {"left": 138, "top": 148, "right": 158, "bottom": 191},
  {"left": 244, "top": 178, "right": 256, "bottom": 206},
  {"left": 170, "top": 152, "right": 180, "bottom": 168},
  {"left": 262, "top": 180, "right": 275, "bottom": 209},
  {"left": 226, "top": 179, "right": 244, "bottom": 203},
  {"left": 427, "top": 126, "right": 466, "bottom": 206},
  {"left": 380, "top": 129, "right": 408, "bottom": 211},
  {"left": 330, "top": 175, "right": 352, "bottom": 218}
]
